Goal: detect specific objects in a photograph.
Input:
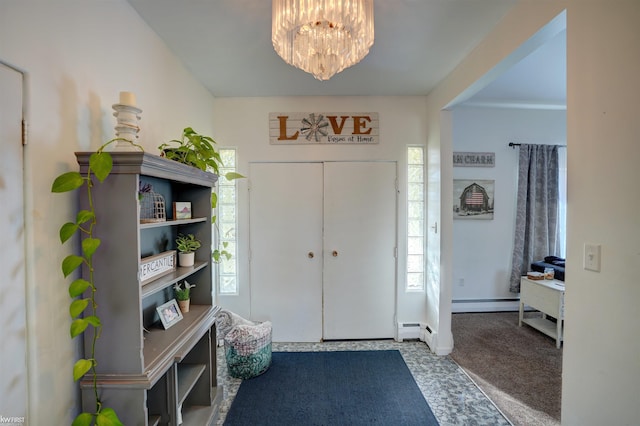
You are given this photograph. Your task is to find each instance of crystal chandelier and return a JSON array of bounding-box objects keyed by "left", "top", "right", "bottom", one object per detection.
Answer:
[{"left": 272, "top": 0, "right": 375, "bottom": 81}]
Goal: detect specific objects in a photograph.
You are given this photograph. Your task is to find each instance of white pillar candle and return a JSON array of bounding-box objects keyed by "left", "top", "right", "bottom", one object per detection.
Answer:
[{"left": 119, "top": 91, "right": 136, "bottom": 107}]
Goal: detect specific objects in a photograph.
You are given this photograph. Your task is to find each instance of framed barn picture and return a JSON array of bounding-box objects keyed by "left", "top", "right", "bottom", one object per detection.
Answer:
[
  {"left": 173, "top": 202, "right": 192, "bottom": 220},
  {"left": 453, "top": 179, "right": 495, "bottom": 220}
]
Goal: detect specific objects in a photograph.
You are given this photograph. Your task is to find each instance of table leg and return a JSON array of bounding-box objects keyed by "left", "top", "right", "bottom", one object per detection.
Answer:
[{"left": 519, "top": 301, "right": 524, "bottom": 326}]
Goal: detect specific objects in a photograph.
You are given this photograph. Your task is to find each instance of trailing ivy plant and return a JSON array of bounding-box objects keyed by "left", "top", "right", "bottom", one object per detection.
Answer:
[
  {"left": 211, "top": 191, "right": 231, "bottom": 263},
  {"left": 52, "top": 138, "right": 142, "bottom": 426},
  {"left": 158, "top": 127, "right": 224, "bottom": 175},
  {"left": 158, "top": 127, "right": 244, "bottom": 263}
]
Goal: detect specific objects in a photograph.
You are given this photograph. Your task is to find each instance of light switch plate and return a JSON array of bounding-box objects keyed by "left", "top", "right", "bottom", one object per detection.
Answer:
[{"left": 584, "top": 243, "right": 601, "bottom": 272}]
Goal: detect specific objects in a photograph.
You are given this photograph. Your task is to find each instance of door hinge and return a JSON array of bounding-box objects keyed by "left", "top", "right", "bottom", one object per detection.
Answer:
[
  {"left": 394, "top": 247, "right": 398, "bottom": 258},
  {"left": 22, "top": 119, "right": 28, "bottom": 145}
]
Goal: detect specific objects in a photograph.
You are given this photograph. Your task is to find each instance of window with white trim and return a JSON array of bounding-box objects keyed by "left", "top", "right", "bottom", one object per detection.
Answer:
[
  {"left": 557, "top": 147, "right": 567, "bottom": 257},
  {"left": 407, "top": 146, "right": 425, "bottom": 291},
  {"left": 217, "top": 148, "right": 239, "bottom": 295}
]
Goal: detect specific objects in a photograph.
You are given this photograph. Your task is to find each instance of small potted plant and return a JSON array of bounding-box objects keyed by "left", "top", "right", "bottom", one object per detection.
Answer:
[
  {"left": 174, "top": 280, "right": 196, "bottom": 313},
  {"left": 175, "top": 233, "right": 201, "bottom": 267}
]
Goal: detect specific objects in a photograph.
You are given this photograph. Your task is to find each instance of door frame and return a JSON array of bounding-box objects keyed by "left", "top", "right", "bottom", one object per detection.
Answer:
[{"left": 0, "top": 58, "right": 29, "bottom": 419}]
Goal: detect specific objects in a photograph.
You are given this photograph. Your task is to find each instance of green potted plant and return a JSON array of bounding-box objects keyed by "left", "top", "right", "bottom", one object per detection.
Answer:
[
  {"left": 158, "top": 127, "right": 224, "bottom": 174},
  {"left": 175, "top": 233, "right": 201, "bottom": 267},
  {"left": 159, "top": 127, "right": 244, "bottom": 265},
  {"left": 174, "top": 280, "right": 195, "bottom": 313}
]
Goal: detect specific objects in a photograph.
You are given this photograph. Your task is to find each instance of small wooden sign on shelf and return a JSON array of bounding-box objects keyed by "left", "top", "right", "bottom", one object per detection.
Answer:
[{"left": 140, "top": 250, "right": 176, "bottom": 284}]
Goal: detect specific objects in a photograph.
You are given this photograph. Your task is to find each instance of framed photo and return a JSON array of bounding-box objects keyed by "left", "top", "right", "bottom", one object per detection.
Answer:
[
  {"left": 156, "top": 299, "right": 183, "bottom": 329},
  {"left": 453, "top": 179, "right": 495, "bottom": 220},
  {"left": 173, "top": 202, "right": 192, "bottom": 220}
]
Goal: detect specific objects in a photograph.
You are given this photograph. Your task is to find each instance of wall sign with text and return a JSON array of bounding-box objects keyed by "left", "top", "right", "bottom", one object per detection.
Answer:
[
  {"left": 453, "top": 152, "right": 495, "bottom": 167},
  {"left": 139, "top": 250, "right": 176, "bottom": 285},
  {"left": 269, "top": 112, "right": 379, "bottom": 144}
]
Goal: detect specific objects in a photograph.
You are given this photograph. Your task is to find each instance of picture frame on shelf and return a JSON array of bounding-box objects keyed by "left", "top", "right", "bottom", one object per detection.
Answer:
[
  {"left": 157, "top": 299, "right": 183, "bottom": 329},
  {"left": 173, "top": 201, "right": 192, "bottom": 220}
]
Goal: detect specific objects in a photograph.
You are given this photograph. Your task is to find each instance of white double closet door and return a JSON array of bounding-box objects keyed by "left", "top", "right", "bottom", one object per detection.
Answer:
[{"left": 249, "top": 161, "right": 397, "bottom": 342}]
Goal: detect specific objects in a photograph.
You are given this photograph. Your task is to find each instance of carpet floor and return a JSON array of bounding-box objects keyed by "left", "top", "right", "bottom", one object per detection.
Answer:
[
  {"left": 223, "top": 350, "right": 438, "bottom": 425},
  {"left": 450, "top": 311, "right": 563, "bottom": 426}
]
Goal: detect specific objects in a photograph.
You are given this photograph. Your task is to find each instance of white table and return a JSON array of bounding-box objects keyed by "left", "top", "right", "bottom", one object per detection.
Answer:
[{"left": 519, "top": 277, "right": 565, "bottom": 348}]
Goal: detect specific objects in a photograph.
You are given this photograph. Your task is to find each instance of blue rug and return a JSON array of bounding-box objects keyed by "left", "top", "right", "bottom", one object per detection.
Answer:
[{"left": 223, "top": 350, "right": 439, "bottom": 425}]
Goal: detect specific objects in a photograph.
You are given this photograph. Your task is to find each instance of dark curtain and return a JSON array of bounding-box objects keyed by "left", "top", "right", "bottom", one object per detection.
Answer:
[{"left": 509, "top": 144, "right": 559, "bottom": 292}]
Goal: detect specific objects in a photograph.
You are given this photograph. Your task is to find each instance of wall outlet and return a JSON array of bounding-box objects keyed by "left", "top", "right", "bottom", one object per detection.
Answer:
[{"left": 584, "top": 243, "right": 601, "bottom": 272}]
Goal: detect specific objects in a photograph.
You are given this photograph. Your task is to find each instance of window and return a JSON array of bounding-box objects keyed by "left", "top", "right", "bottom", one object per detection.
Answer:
[
  {"left": 217, "top": 148, "right": 239, "bottom": 295},
  {"left": 407, "top": 146, "right": 425, "bottom": 291},
  {"left": 557, "top": 148, "right": 567, "bottom": 257}
]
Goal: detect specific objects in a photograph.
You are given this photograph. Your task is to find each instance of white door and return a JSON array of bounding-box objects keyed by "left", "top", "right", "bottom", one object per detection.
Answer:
[
  {"left": 0, "top": 62, "right": 27, "bottom": 417},
  {"left": 249, "top": 161, "right": 397, "bottom": 341},
  {"left": 323, "top": 162, "right": 397, "bottom": 339},
  {"left": 249, "top": 163, "right": 324, "bottom": 342}
]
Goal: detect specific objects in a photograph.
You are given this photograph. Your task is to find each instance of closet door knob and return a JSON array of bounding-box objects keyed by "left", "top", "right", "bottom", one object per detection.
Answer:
[
  {"left": 308, "top": 252, "right": 314, "bottom": 259},
  {"left": 332, "top": 250, "right": 338, "bottom": 257}
]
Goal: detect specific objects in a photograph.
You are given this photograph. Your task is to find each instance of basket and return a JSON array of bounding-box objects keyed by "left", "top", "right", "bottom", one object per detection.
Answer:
[
  {"left": 224, "top": 321, "right": 272, "bottom": 379},
  {"left": 217, "top": 310, "right": 272, "bottom": 379}
]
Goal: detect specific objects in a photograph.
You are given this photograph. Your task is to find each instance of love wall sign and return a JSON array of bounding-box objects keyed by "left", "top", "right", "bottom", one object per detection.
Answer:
[{"left": 269, "top": 112, "right": 379, "bottom": 145}]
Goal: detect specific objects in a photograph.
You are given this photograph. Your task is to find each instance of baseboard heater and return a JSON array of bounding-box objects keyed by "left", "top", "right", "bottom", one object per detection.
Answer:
[
  {"left": 452, "top": 298, "right": 520, "bottom": 313},
  {"left": 396, "top": 322, "right": 427, "bottom": 341}
]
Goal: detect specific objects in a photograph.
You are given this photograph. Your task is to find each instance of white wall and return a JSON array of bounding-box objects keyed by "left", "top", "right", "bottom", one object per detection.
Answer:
[
  {"left": 562, "top": 1, "right": 640, "bottom": 424},
  {"left": 451, "top": 107, "right": 566, "bottom": 312},
  {"left": 212, "top": 96, "right": 429, "bottom": 328},
  {"left": 0, "top": 1, "right": 216, "bottom": 423}
]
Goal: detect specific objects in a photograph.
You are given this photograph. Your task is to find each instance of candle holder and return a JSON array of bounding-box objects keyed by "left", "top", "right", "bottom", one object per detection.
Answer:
[{"left": 111, "top": 103, "right": 142, "bottom": 151}]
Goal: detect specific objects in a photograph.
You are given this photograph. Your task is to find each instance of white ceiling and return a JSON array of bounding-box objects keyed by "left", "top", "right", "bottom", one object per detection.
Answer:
[{"left": 126, "top": 0, "right": 565, "bottom": 106}]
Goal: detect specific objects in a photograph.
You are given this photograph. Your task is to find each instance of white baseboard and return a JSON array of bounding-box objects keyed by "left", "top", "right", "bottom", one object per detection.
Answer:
[
  {"left": 420, "top": 328, "right": 453, "bottom": 355},
  {"left": 452, "top": 298, "right": 520, "bottom": 313},
  {"left": 422, "top": 326, "right": 435, "bottom": 349}
]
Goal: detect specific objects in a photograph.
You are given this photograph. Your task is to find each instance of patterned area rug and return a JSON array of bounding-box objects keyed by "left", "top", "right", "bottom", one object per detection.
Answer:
[{"left": 223, "top": 350, "right": 438, "bottom": 425}]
